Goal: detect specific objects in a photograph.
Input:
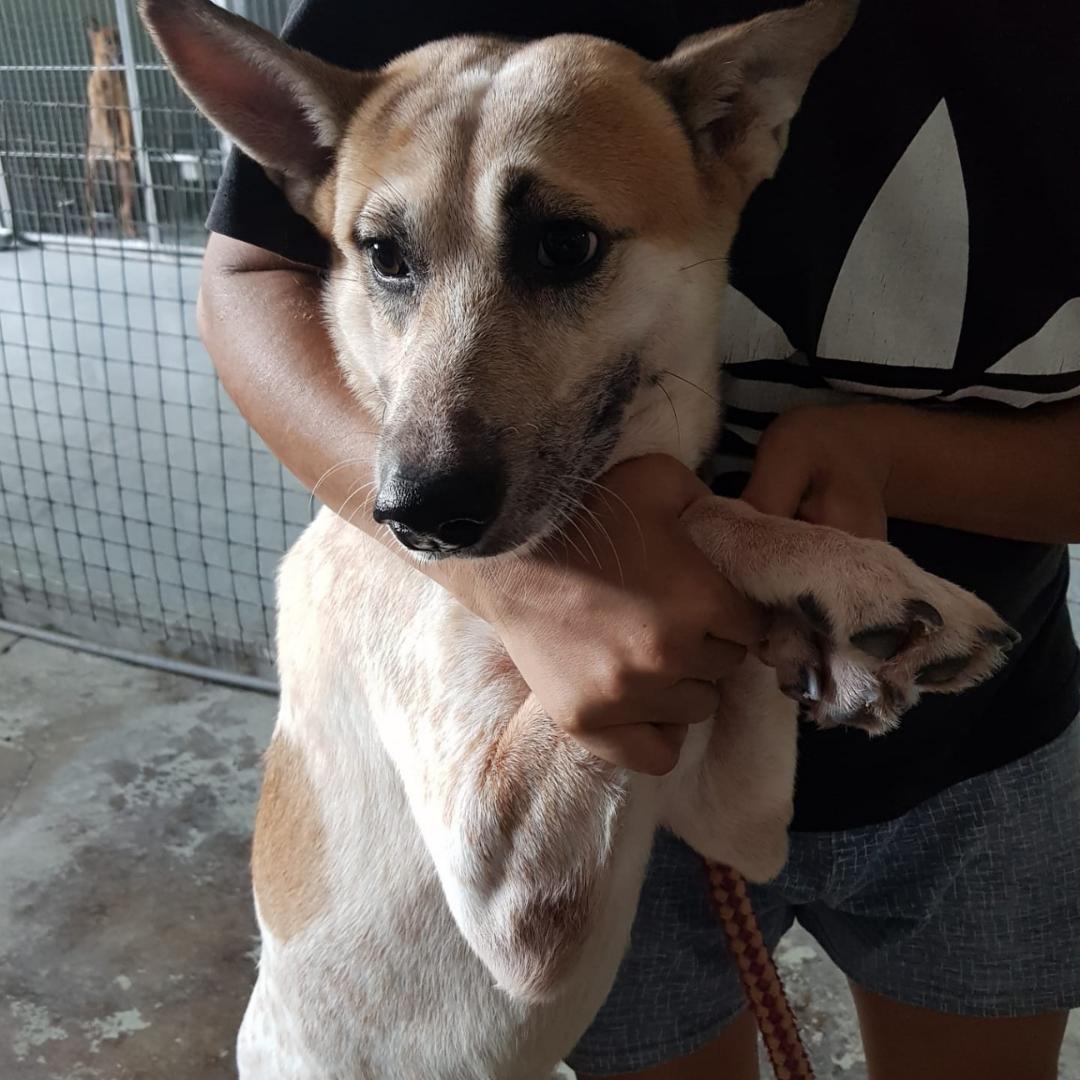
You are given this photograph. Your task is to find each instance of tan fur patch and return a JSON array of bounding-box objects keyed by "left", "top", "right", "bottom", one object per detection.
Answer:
[
  {"left": 251, "top": 735, "right": 329, "bottom": 942},
  {"left": 510, "top": 868, "right": 592, "bottom": 997}
]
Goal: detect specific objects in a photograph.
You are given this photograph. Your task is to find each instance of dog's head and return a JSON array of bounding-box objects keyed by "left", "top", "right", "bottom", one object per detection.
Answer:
[
  {"left": 141, "top": 0, "right": 855, "bottom": 557},
  {"left": 86, "top": 17, "right": 122, "bottom": 66}
]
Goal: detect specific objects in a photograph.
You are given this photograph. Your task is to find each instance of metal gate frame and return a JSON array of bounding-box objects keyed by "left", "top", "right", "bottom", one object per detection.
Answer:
[{"left": 0, "top": 0, "right": 305, "bottom": 681}]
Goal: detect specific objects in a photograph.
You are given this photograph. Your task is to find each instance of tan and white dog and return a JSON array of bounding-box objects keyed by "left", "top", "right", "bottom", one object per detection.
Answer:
[{"left": 140, "top": 2, "right": 1016, "bottom": 1076}]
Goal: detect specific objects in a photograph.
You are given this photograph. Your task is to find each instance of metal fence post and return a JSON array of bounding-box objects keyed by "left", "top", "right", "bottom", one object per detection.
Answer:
[{"left": 0, "top": 154, "right": 14, "bottom": 242}]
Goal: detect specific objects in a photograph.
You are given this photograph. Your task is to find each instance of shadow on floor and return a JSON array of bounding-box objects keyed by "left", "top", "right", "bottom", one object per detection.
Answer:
[{"left": 0, "top": 634, "right": 271, "bottom": 1079}]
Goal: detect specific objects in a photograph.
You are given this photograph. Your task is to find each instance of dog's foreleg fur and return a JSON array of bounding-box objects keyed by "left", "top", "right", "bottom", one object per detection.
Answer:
[
  {"left": 360, "top": 593, "right": 658, "bottom": 1007},
  {"left": 254, "top": 510, "right": 663, "bottom": 1076},
  {"left": 661, "top": 661, "right": 798, "bottom": 882}
]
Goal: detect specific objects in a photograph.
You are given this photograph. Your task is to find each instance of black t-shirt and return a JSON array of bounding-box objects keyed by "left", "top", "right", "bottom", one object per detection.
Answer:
[{"left": 207, "top": 0, "right": 1080, "bottom": 831}]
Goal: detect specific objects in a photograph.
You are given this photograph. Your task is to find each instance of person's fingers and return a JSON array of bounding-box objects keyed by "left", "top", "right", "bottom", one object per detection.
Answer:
[
  {"left": 648, "top": 678, "right": 722, "bottom": 727},
  {"left": 691, "top": 636, "right": 748, "bottom": 681},
  {"left": 579, "top": 722, "right": 686, "bottom": 775},
  {"left": 601, "top": 454, "right": 715, "bottom": 516},
  {"left": 702, "top": 583, "right": 769, "bottom": 646}
]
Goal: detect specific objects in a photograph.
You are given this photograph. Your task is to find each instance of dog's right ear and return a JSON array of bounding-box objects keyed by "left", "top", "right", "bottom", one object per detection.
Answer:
[
  {"left": 84, "top": 14, "right": 101, "bottom": 36},
  {"left": 137, "top": 0, "right": 376, "bottom": 221}
]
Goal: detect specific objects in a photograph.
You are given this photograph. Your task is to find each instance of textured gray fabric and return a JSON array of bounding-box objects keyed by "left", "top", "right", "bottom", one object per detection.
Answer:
[{"left": 569, "top": 720, "right": 1080, "bottom": 1076}]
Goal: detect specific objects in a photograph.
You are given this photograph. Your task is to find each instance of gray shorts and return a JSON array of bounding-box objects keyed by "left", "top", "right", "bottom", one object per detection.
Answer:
[{"left": 568, "top": 720, "right": 1080, "bottom": 1076}]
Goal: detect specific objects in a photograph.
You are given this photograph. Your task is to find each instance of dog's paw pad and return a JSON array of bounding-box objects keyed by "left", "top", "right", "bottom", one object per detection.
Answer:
[
  {"left": 850, "top": 625, "right": 912, "bottom": 661},
  {"left": 769, "top": 561, "right": 1018, "bottom": 734},
  {"left": 915, "top": 654, "right": 976, "bottom": 687},
  {"left": 906, "top": 599, "right": 944, "bottom": 629},
  {"left": 849, "top": 600, "right": 943, "bottom": 660}
]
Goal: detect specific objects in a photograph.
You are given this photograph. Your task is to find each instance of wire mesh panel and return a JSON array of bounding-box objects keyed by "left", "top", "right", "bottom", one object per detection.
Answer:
[{"left": 0, "top": 0, "right": 310, "bottom": 678}]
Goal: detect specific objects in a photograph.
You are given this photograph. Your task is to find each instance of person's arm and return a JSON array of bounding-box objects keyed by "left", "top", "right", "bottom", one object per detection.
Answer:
[
  {"left": 197, "top": 236, "right": 370, "bottom": 504},
  {"left": 743, "top": 399, "right": 1080, "bottom": 542},
  {"left": 198, "top": 232, "right": 766, "bottom": 775}
]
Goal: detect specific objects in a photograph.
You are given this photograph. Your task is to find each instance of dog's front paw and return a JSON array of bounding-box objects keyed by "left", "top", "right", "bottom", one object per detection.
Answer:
[{"left": 764, "top": 541, "right": 1018, "bottom": 734}]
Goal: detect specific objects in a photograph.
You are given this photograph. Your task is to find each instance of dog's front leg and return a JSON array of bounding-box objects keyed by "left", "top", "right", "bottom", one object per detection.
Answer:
[
  {"left": 416, "top": 695, "right": 652, "bottom": 1006},
  {"left": 396, "top": 680, "right": 656, "bottom": 1009},
  {"left": 84, "top": 156, "right": 98, "bottom": 237},
  {"left": 682, "top": 496, "right": 1016, "bottom": 731},
  {"left": 114, "top": 104, "right": 137, "bottom": 238},
  {"left": 660, "top": 661, "right": 798, "bottom": 883},
  {"left": 116, "top": 157, "right": 137, "bottom": 238}
]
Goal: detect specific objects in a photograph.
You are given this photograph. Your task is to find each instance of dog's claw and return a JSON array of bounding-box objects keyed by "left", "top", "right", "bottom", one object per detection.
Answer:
[
  {"left": 980, "top": 625, "right": 1021, "bottom": 649},
  {"left": 769, "top": 540, "right": 1011, "bottom": 732},
  {"left": 781, "top": 665, "right": 822, "bottom": 704}
]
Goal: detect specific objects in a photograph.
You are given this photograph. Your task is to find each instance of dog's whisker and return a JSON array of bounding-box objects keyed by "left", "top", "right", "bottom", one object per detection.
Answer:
[
  {"left": 564, "top": 516, "right": 602, "bottom": 572},
  {"left": 311, "top": 457, "right": 377, "bottom": 512},
  {"left": 334, "top": 172, "right": 401, "bottom": 211},
  {"left": 657, "top": 380, "right": 682, "bottom": 453},
  {"left": 578, "top": 479, "right": 648, "bottom": 567},
  {"left": 357, "top": 162, "right": 409, "bottom": 206},
  {"left": 578, "top": 503, "right": 625, "bottom": 587},
  {"left": 676, "top": 255, "right": 727, "bottom": 273},
  {"left": 337, "top": 479, "right": 378, "bottom": 523},
  {"left": 661, "top": 369, "right": 721, "bottom": 407},
  {"left": 467, "top": 556, "right": 525, "bottom": 608}
]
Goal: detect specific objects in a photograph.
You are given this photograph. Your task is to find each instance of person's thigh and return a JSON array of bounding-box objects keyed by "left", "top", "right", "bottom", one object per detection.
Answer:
[
  {"left": 799, "top": 721, "right": 1080, "bottom": 1023},
  {"left": 850, "top": 982, "right": 1067, "bottom": 1080},
  {"left": 575, "top": 1007, "right": 760, "bottom": 1080},
  {"left": 565, "top": 829, "right": 793, "bottom": 1077},
  {"left": 787, "top": 720, "right": 1080, "bottom": 1080}
]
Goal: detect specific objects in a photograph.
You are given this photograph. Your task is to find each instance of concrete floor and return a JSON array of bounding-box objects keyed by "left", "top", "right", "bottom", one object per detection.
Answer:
[
  {"left": 2, "top": 632, "right": 1079, "bottom": 1079},
  {"left": 0, "top": 633, "right": 269, "bottom": 1080}
]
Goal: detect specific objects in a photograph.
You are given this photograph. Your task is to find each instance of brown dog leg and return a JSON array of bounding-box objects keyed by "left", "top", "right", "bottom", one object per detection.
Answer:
[{"left": 117, "top": 156, "right": 137, "bottom": 238}]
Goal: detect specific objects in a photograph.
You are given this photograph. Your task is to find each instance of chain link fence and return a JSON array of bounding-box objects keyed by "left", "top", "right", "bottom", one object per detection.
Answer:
[{"left": 0, "top": 0, "right": 310, "bottom": 681}]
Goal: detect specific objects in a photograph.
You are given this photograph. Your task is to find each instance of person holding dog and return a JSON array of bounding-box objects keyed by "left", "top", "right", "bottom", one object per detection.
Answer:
[{"left": 199, "top": 0, "right": 1080, "bottom": 1077}]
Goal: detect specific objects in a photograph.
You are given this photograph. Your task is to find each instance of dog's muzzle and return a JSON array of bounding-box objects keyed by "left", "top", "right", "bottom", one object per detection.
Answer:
[{"left": 373, "top": 465, "right": 505, "bottom": 555}]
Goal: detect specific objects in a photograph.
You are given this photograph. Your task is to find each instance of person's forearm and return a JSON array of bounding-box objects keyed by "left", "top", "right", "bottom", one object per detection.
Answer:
[
  {"left": 197, "top": 234, "right": 383, "bottom": 525},
  {"left": 851, "top": 399, "right": 1080, "bottom": 543}
]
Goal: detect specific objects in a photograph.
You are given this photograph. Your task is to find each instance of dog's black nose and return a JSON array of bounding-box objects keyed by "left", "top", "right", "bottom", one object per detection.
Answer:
[{"left": 373, "top": 466, "right": 504, "bottom": 554}]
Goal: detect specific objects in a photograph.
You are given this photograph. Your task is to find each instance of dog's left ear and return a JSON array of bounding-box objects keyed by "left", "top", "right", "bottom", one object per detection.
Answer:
[{"left": 654, "top": 0, "right": 858, "bottom": 196}]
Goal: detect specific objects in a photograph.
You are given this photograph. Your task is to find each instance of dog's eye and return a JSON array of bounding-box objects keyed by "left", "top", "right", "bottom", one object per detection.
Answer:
[
  {"left": 368, "top": 239, "right": 409, "bottom": 279},
  {"left": 537, "top": 224, "right": 599, "bottom": 271}
]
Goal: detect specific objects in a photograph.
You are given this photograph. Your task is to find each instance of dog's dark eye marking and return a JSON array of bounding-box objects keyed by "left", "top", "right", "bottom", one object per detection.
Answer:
[
  {"left": 537, "top": 223, "right": 599, "bottom": 271},
  {"left": 510, "top": 217, "right": 610, "bottom": 289},
  {"left": 362, "top": 237, "right": 410, "bottom": 280}
]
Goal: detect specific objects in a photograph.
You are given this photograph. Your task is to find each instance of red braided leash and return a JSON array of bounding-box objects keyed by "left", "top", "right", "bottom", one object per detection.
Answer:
[{"left": 705, "top": 860, "right": 815, "bottom": 1080}]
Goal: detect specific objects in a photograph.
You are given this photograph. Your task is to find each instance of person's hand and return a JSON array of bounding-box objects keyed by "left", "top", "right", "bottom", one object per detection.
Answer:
[
  {"left": 741, "top": 404, "right": 895, "bottom": 540},
  {"left": 438, "top": 455, "right": 767, "bottom": 776}
]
